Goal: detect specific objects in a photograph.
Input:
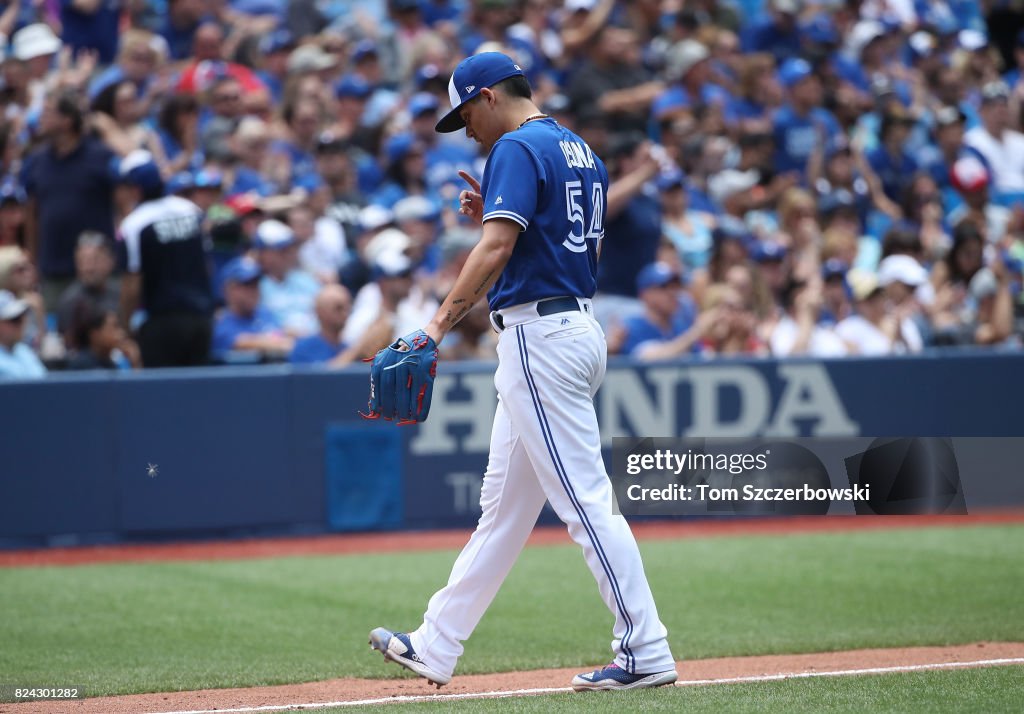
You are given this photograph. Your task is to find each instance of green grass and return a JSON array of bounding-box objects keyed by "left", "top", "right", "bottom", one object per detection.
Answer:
[
  {"left": 0, "top": 525, "right": 1021, "bottom": 699},
  {"left": 333, "top": 666, "right": 1024, "bottom": 713}
]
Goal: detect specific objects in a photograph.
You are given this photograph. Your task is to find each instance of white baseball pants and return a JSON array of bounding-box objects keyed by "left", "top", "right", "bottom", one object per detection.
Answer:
[{"left": 410, "top": 302, "right": 675, "bottom": 677}]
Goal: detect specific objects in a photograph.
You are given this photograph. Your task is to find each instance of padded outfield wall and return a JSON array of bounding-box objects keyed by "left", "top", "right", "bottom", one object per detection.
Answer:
[{"left": 1, "top": 352, "right": 1023, "bottom": 547}]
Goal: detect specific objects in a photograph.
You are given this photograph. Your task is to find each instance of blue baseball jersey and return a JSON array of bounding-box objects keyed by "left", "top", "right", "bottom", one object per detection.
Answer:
[{"left": 481, "top": 118, "right": 609, "bottom": 310}]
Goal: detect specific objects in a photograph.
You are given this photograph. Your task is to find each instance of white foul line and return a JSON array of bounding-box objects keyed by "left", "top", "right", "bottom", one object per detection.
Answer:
[{"left": 145, "top": 657, "right": 1024, "bottom": 714}]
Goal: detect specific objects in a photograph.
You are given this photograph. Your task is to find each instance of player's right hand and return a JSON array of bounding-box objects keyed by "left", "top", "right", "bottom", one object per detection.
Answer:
[{"left": 458, "top": 170, "right": 484, "bottom": 225}]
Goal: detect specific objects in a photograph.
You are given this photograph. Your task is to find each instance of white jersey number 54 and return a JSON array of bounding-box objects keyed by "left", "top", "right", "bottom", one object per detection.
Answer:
[{"left": 564, "top": 180, "right": 604, "bottom": 253}]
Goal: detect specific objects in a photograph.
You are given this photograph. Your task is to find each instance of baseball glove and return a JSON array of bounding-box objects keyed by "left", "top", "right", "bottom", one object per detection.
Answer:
[{"left": 361, "top": 329, "right": 439, "bottom": 424}]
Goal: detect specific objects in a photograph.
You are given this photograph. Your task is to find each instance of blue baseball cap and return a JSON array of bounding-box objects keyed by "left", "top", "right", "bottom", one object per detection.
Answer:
[
  {"left": 778, "top": 58, "right": 813, "bottom": 88},
  {"left": 415, "top": 63, "right": 444, "bottom": 88},
  {"left": 752, "top": 241, "right": 787, "bottom": 263},
  {"left": 193, "top": 168, "right": 223, "bottom": 189},
  {"left": 260, "top": 28, "right": 295, "bottom": 55},
  {"left": 822, "top": 258, "right": 848, "bottom": 279},
  {"left": 819, "top": 188, "right": 857, "bottom": 215},
  {"left": 408, "top": 92, "right": 440, "bottom": 118},
  {"left": 712, "top": 216, "right": 753, "bottom": 247},
  {"left": 166, "top": 172, "right": 195, "bottom": 195},
  {"left": 294, "top": 172, "right": 325, "bottom": 193},
  {"left": 656, "top": 169, "right": 686, "bottom": 191},
  {"left": 334, "top": 74, "right": 372, "bottom": 100},
  {"left": 114, "top": 150, "right": 164, "bottom": 192},
  {"left": 222, "top": 255, "right": 263, "bottom": 283},
  {"left": 0, "top": 181, "right": 27, "bottom": 204},
  {"left": 351, "top": 39, "right": 378, "bottom": 63},
  {"left": 636, "top": 262, "right": 682, "bottom": 292},
  {"left": 435, "top": 52, "right": 526, "bottom": 133},
  {"left": 384, "top": 133, "right": 423, "bottom": 164},
  {"left": 800, "top": 13, "right": 838, "bottom": 46}
]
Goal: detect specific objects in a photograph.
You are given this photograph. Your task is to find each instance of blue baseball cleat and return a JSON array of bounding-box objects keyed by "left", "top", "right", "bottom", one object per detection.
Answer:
[
  {"left": 368, "top": 627, "right": 451, "bottom": 688},
  {"left": 571, "top": 662, "right": 678, "bottom": 691}
]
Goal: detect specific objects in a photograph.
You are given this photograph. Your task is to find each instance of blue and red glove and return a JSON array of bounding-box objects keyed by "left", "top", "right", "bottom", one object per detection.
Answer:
[{"left": 361, "top": 329, "right": 438, "bottom": 424}]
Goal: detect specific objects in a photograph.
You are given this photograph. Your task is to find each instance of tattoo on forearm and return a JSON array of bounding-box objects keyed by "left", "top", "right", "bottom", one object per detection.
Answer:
[
  {"left": 473, "top": 271, "right": 494, "bottom": 295},
  {"left": 453, "top": 298, "right": 466, "bottom": 305}
]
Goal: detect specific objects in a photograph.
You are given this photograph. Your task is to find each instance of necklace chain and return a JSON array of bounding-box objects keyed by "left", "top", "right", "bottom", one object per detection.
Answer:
[{"left": 517, "top": 113, "right": 549, "bottom": 129}]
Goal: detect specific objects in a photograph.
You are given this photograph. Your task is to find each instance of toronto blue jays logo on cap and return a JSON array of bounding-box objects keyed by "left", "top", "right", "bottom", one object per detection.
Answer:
[{"left": 435, "top": 52, "right": 526, "bottom": 133}]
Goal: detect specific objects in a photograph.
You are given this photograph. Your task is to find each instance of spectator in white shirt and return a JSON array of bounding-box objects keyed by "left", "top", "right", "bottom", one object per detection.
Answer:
[
  {"left": 965, "top": 82, "right": 1024, "bottom": 194},
  {"left": 769, "top": 278, "right": 849, "bottom": 358},
  {"left": 837, "top": 269, "right": 923, "bottom": 355},
  {"left": 0, "top": 290, "right": 46, "bottom": 379}
]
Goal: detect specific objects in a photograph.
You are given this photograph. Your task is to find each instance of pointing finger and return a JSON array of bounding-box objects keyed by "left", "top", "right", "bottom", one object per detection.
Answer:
[{"left": 458, "top": 170, "right": 481, "bottom": 193}]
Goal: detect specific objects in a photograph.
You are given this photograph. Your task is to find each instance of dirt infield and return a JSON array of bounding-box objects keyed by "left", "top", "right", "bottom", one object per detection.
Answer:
[
  {"left": 3, "top": 642, "right": 1023, "bottom": 713},
  {"left": 3, "top": 512, "right": 1023, "bottom": 568}
]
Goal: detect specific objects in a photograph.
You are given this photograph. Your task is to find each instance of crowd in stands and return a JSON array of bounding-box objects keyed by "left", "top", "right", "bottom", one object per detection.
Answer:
[{"left": 1, "top": 0, "right": 1023, "bottom": 379}]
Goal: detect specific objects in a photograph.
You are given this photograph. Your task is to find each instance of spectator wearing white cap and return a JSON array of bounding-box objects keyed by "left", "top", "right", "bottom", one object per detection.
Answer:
[
  {"left": 651, "top": 39, "right": 716, "bottom": 125},
  {"left": 965, "top": 81, "right": 1024, "bottom": 194},
  {"left": 254, "top": 219, "right": 321, "bottom": 338},
  {"left": 0, "top": 289, "right": 45, "bottom": 379},
  {"left": 12, "top": 23, "right": 62, "bottom": 83},
  {"left": 836, "top": 270, "right": 923, "bottom": 355},
  {"left": 393, "top": 195, "right": 441, "bottom": 272},
  {"left": 342, "top": 242, "right": 439, "bottom": 348},
  {"left": 0, "top": 245, "right": 45, "bottom": 349}
]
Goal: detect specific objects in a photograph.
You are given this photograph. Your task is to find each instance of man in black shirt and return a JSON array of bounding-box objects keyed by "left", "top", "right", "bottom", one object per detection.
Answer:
[
  {"left": 117, "top": 150, "right": 214, "bottom": 367},
  {"left": 566, "top": 25, "right": 664, "bottom": 137},
  {"left": 22, "top": 89, "right": 116, "bottom": 309}
]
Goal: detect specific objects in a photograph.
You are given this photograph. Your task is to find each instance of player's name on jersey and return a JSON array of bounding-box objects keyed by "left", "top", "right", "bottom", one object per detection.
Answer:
[
  {"left": 559, "top": 140, "right": 596, "bottom": 170},
  {"left": 153, "top": 214, "right": 202, "bottom": 244}
]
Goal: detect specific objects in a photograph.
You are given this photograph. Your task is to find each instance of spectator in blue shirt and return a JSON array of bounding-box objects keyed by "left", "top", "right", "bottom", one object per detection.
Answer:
[
  {"left": 21, "top": 89, "right": 116, "bottom": 310},
  {"left": 923, "top": 106, "right": 988, "bottom": 196},
  {"left": 653, "top": 39, "right": 738, "bottom": 131},
  {"left": 256, "top": 29, "right": 295, "bottom": 104},
  {"left": 254, "top": 219, "right": 321, "bottom": 337},
  {"left": 772, "top": 57, "right": 840, "bottom": 176},
  {"left": 741, "top": 0, "right": 802, "bottom": 64},
  {"left": 155, "top": 93, "right": 203, "bottom": 176},
  {"left": 161, "top": 0, "right": 208, "bottom": 60},
  {"left": 731, "top": 52, "right": 783, "bottom": 125},
  {"left": 614, "top": 262, "right": 700, "bottom": 359},
  {"left": 289, "top": 284, "right": 356, "bottom": 365},
  {"left": 212, "top": 255, "right": 293, "bottom": 362},
  {"left": 60, "top": 0, "right": 122, "bottom": 65},
  {"left": 866, "top": 107, "right": 920, "bottom": 204}
]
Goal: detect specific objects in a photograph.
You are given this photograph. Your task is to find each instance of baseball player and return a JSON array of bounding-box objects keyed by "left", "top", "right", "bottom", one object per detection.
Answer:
[{"left": 367, "top": 52, "right": 677, "bottom": 691}]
